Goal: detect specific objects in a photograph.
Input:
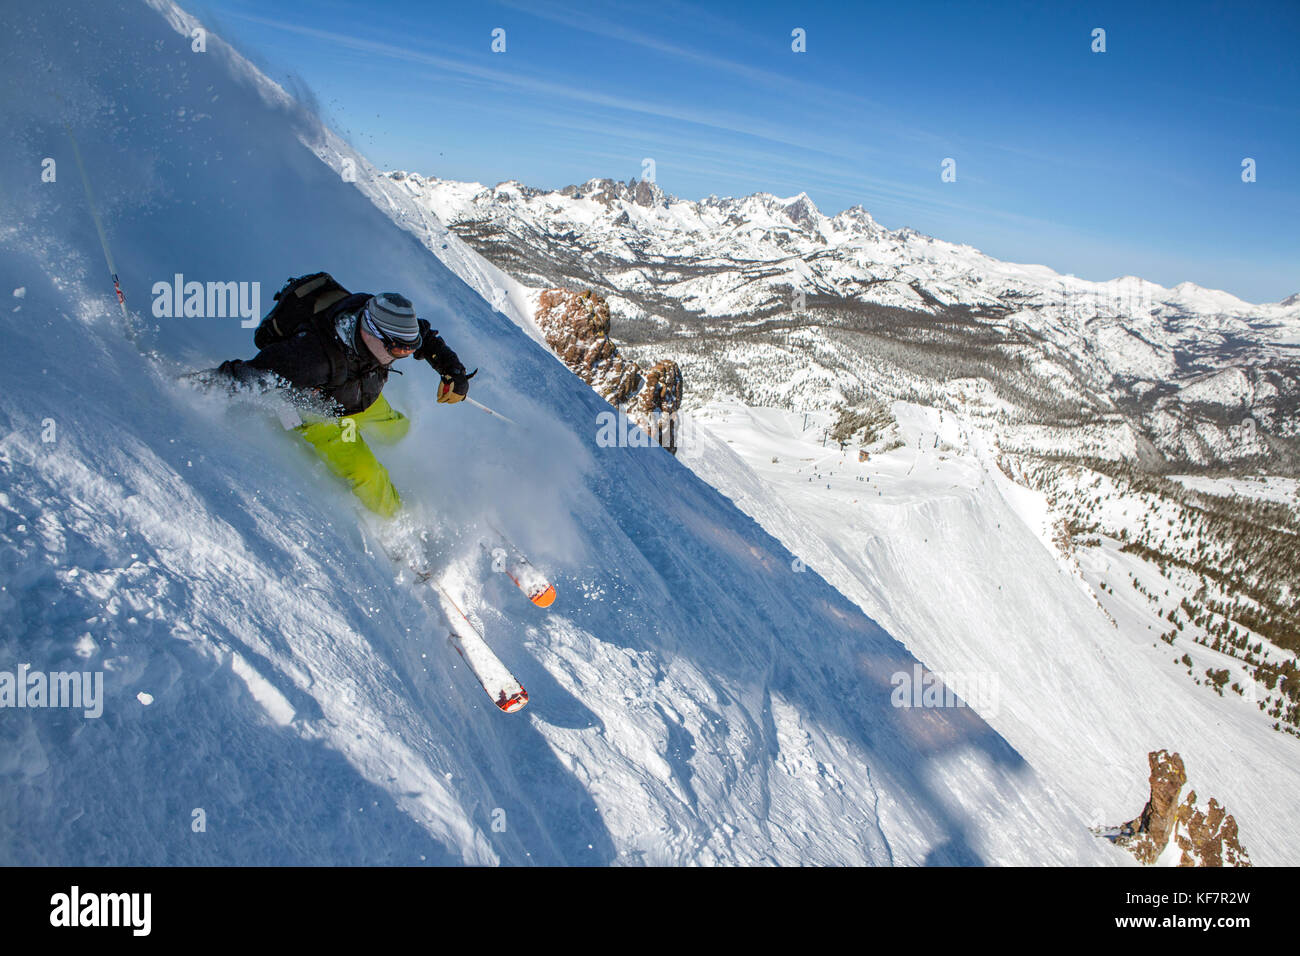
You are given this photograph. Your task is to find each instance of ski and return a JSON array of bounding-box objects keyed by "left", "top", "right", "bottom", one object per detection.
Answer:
[
  {"left": 481, "top": 528, "right": 557, "bottom": 609},
  {"left": 425, "top": 575, "right": 529, "bottom": 714},
  {"left": 367, "top": 520, "right": 529, "bottom": 716}
]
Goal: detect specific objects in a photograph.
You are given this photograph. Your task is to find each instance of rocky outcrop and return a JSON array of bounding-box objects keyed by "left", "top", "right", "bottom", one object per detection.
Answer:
[
  {"left": 1176, "top": 796, "right": 1252, "bottom": 867},
  {"left": 637, "top": 359, "right": 683, "bottom": 416},
  {"left": 1109, "top": 750, "right": 1252, "bottom": 866},
  {"left": 559, "top": 177, "right": 668, "bottom": 210},
  {"left": 536, "top": 288, "right": 683, "bottom": 452},
  {"left": 1114, "top": 750, "right": 1187, "bottom": 863}
]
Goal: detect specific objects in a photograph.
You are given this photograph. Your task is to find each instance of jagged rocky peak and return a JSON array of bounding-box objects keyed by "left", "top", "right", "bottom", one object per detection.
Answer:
[
  {"left": 561, "top": 177, "right": 669, "bottom": 209},
  {"left": 782, "top": 191, "right": 819, "bottom": 228},
  {"left": 1280, "top": 292, "right": 1300, "bottom": 307},
  {"left": 1104, "top": 750, "right": 1252, "bottom": 866},
  {"left": 630, "top": 177, "right": 667, "bottom": 208},
  {"left": 834, "top": 204, "right": 878, "bottom": 227}
]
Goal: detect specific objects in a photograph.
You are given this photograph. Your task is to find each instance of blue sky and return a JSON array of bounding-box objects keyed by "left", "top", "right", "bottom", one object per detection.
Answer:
[{"left": 193, "top": 0, "right": 1299, "bottom": 302}]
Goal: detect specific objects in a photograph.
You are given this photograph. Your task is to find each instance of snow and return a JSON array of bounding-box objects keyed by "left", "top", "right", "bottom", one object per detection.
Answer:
[
  {"left": 0, "top": 0, "right": 1123, "bottom": 866},
  {"left": 680, "top": 400, "right": 1300, "bottom": 864},
  {"left": 1092, "top": 324, "right": 1178, "bottom": 380},
  {"left": 1169, "top": 474, "right": 1299, "bottom": 505},
  {"left": 1178, "top": 368, "right": 1253, "bottom": 407}
]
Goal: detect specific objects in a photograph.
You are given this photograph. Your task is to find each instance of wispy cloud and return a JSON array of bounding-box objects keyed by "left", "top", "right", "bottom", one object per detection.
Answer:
[
  {"left": 496, "top": 0, "right": 893, "bottom": 116},
  {"left": 228, "top": 11, "right": 882, "bottom": 166},
  {"left": 232, "top": 10, "right": 1077, "bottom": 234}
]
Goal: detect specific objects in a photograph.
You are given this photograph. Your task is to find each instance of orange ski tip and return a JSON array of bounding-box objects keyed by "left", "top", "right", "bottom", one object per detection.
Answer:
[
  {"left": 530, "top": 584, "right": 557, "bottom": 608},
  {"left": 497, "top": 688, "right": 529, "bottom": 713}
]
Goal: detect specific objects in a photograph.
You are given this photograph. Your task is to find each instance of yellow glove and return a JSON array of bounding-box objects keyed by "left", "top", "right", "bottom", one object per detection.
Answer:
[{"left": 437, "top": 372, "right": 469, "bottom": 404}]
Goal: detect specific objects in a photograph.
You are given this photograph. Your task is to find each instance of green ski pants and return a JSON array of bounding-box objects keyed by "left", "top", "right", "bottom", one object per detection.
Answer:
[{"left": 297, "top": 394, "right": 409, "bottom": 518}]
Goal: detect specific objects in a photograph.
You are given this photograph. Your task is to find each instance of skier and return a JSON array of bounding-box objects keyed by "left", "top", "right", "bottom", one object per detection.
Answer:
[{"left": 215, "top": 275, "right": 471, "bottom": 518}]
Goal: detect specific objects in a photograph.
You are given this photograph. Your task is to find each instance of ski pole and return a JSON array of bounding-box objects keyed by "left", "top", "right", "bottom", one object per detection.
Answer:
[
  {"left": 62, "top": 117, "right": 130, "bottom": 327},
  {"left": 465, "top": 396, "right": 519, "bottom": 427}
]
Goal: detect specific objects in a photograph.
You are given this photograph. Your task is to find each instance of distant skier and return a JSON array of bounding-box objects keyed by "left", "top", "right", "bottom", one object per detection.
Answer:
[{"left": 214, "top": 272, "right": 471, "bottom": 518}]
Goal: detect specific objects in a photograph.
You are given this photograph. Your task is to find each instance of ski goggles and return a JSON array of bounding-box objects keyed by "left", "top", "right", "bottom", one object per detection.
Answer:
[{"left": 362, "top": 307, "right": 422, "bottom": 357}]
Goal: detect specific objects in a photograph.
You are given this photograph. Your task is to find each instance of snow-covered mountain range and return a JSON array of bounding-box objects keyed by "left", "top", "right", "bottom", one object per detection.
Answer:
[{"left": 399, "top": 173, "right": 1300, "bottom": 471}]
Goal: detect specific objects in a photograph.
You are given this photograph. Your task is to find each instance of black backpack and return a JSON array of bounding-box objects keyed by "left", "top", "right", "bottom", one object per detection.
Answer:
[{"left": 253, "top": 272, "right": 353, "bottom": 351}]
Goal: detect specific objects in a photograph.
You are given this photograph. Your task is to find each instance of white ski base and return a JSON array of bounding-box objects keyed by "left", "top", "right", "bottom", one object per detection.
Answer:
[{"left": 426, "top": 579, "right": 529, "bottom": 714}]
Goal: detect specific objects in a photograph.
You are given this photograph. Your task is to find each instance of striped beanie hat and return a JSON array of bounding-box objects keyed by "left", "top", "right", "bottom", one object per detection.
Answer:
[{"left": 365, "top": 292, "right": 420, "bottom": 342}]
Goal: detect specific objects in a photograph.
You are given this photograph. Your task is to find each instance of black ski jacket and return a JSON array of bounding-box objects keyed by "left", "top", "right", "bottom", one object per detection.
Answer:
[{"left": 218, "top": 293, "right": 464, "bottom": 416}]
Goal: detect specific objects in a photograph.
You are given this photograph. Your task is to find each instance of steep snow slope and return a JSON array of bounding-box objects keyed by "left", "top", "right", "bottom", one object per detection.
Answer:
[
  {"left": 0, "top": 0, "right": 1116, "bottom": 865},
  {"left": 684, "top": 403, "right": 1300, "bottom": 864}
]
